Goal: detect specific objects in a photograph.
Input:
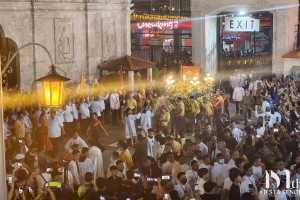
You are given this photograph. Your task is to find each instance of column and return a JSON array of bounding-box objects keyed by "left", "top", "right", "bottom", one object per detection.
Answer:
[
  {"left": 147, "top": 68, "right": 153, "bottom": 82},
  {"left": 128, "top": 71, "right": 134, "bottom": 92}
]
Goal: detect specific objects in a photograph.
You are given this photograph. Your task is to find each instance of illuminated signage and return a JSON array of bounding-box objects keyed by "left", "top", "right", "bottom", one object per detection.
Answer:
[
  {"left": 131, "top": 21, "right": 191, "bottom": 31},
  {"left": 224, "top": 17, "right": 260, "bottom": 32}
]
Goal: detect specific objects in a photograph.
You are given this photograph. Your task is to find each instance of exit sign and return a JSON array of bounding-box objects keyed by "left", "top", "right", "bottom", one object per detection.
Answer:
[{"left": 224, "top": 17, "right": 260, "bottom": 32}]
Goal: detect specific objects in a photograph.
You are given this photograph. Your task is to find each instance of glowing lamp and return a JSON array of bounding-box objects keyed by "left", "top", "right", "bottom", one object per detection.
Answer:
[{"left": 36, "top": 65, "right": 71, "bottom": 107}]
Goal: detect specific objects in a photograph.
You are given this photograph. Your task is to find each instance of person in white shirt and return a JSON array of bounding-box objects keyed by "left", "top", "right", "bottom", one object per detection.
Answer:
[
  {"left": 233, "top": 82, "right": 245, "bottom": 114},
  {"left": 194, "top": 133, "right": 208, "bottom": 156},
  {"left": 272, "top": 107, "right": 282, "bottom": 124},
  {"left": 99, "top": 93, "right": 109, "bottom": 121},
  {"left": 174, "top": 172, "right": 195, "bottom": 199},
  {"left": 152, "top": 135, "right": 165, "bottom": 161},
  {"left": 225, "top": 150, "right": 240, "bottom": 175},
  {"left": 255, "top": 106, "right": 265, "bottom": 118},
  {"left": 64, "top": 132, "right": 88, "bottom": 151},
  {"left": 230, "top": 121, "right": 242, "bottom": 142},
  {"left": 79, "top": 97, "right": 90, "bottom": 135},
  {"left": 106, "top": 151, "right": 126, "bottom": 178},
  {"left": 22, "top": 110, "right": 33, "bottom": 134},
  {"left": 172, "top": 156, "right": 190, "bottom": 184},
  {"left": 78, "top": 147, "right": 94, "bottom": 184},
  {"left": 71, "top": 99, "right": 79, "bottom": 122},
  {"left": 64, "top": 100, "right": 74, "bottom": 137},
  {"left": 186, "top": 160, "right": 200, "bottom": 188},
  {"left": 87, "top": 139, "right": 105, "bottom": 182},
  {"left": 276, "top": 159, "right": 289, "bottom": 176},
  {"left": 140, "top": 105, "right": 154, "bottom": 136},
  {"left": 90, "top": 96, "right": 102, "bottom": 119},
  {"left": 110, "top": 90, "right": 120, "bottom": 126},
  {"left": 197, "top": 168, "right": 210, "bottom": 195},
  {"left": 146, "top": 129, "right": 155, "bottom": 157},
  {"left": 252, "top": 156, "right": 262, "bottom": 183},
  {"left": 199, "top": 155, "right": 212, "bottom": 175},
  {"left": 68, "top": 150, "right": 80, "bottom": 187},
  {"left": 211, "top": 153, "right": 227, "bottom": 188},
  {"left": 162, "top": 153, "right": 178, "bottom": 176},
  {"left": 48, "top": 110, "right": 64, "bottom": 151},
  {"left": 124, "top": 108, "right": 141, "bottom": 145},
  {"left": 240, "top": 163, "right": 258, "bottom": 195},
  {"left": 36, "top": 163, "right": 52, "bottom": 190}
]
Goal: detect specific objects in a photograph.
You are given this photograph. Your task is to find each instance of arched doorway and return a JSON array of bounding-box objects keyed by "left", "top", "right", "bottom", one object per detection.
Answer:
[{"left": 0, "top": 25, "right": 20, "bottom": 90}]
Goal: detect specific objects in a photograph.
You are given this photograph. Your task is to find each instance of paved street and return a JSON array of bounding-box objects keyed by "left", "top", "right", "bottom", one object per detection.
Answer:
[{"left": 59, "top": 95, "right": 255, "bottom": 175}]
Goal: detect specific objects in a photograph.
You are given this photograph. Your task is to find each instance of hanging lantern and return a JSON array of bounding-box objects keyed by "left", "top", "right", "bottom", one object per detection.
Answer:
[{"left": 36, "top": 65, "right": 71, "bottom": 107}]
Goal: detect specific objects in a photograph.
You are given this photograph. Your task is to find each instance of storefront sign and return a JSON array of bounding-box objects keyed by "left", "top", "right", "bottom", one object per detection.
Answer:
[
  {"left": 131, "top": 20, "right": 191, "bottom": 31},
  {"left": 224, "top": 17, "right": 260, "bottom": 32}
]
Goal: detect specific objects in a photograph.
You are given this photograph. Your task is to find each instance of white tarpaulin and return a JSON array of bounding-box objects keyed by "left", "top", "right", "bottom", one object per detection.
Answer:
[{"left": 224, "top": 17, "right": 260, "bottom": 32}]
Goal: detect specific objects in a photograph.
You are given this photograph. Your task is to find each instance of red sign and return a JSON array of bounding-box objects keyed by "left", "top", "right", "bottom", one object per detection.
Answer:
[{"left": 131, "top": 20, "right": 191, "bottom": 31}]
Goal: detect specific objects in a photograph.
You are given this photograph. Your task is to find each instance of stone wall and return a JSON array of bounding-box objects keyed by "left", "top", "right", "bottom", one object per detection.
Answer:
[
  {"left": 191, "top": 0, "right": 299, "bottom": 75},
  {"left": 0, "top": 0, "right": 132, "bottom": 90}
]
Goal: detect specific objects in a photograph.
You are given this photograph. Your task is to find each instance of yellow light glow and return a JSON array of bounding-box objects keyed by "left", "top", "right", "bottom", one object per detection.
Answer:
[{"left": 42, "top": 81, "right": 64, "bottom": 107}]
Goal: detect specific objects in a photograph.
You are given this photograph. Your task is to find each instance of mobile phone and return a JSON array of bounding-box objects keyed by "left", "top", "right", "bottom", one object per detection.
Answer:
[
  {"left": 45, "top": 183, "right": 49, "bottom": 189},
  {"left": 100, "top": 196, "right": 105, "bottom": 200},
  {"left": 28, "top": 187, "right": 33, "bottom": 193},
  {"left": 146, "top": 178, "right": 153, "bottom": 182},
  {"left": 163, "top": 193, "right": 170, "bottom": 199},
  {"left": 240, "top": 133, "right": 244, "bottom": 137},
  {"left": 17, "top": 163, "right": 22, "bottom": 167},
  {"left": 194, "top": 184, "right": 199, "bottom": 191},
  {"left": 18, "top": 187, "right": 23, "bottom": 194},
  {"left": 153, "top": 178, "right": 158, "bottom": 182},
  {"left": 8, "top": 176, "right": 12, "bottom": 184},
  {"left": 46, "top": 168, "right": 52, "bottom": 172},
  {"left": 134, "top": 173, "right": 140, "bottom": 178},
  {"left": 162, "top": 175, "right": 170, "bottom": 180},
  {"left": 274, "top": 129, "right": 278, "bottom": 132}
]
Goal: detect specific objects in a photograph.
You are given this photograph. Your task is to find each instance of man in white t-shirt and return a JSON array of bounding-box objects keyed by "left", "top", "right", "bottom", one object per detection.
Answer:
[
  {"left": 48, "top": 110, "right": 64, "bottom": 151},
  {"left": 233, "top": 82, "right": 245, "bottom": 114}
]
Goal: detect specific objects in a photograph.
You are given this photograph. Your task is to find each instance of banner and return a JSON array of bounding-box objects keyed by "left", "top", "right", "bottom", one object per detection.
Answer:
[
  {"left": 224, "top": 17, "right": 260, "bottom": 32},
  {"left": 180, "top": 65, "right": 200, "bottom": 82}
]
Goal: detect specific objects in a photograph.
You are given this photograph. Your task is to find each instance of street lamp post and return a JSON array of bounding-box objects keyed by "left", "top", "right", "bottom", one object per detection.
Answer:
[{"left": 0, "top": 42, "right": 70, "bottom": 198}]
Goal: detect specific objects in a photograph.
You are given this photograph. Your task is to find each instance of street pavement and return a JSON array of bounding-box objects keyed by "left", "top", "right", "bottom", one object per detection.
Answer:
[{"left": 58, "top": 98, "right": 255, "bottom": 176}]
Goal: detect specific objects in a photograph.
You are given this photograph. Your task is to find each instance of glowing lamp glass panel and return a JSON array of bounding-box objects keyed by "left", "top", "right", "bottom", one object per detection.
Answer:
[{"left": 42, "top": 81, "right": 64, "bottom": 107}]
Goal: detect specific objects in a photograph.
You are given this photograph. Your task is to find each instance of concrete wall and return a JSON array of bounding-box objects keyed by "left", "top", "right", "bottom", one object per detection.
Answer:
[
  {"left": 0, "top": 0, "right": 132, "bottom": 90},
  {"left": 191, "top": 0, "right": 299, "bottom": 75}
]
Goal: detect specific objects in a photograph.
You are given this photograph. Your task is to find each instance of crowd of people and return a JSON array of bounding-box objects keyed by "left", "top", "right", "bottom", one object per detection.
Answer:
[{"left": 3, "top": 72, "right": 300, "bottom": 200}]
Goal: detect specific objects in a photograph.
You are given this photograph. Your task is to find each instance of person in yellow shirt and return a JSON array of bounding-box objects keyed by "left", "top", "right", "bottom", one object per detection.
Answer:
[
  {"left": 126, "top": 93, "right": 137, "bottom": 112},
  {"left": 216, "top": 89, "right": 224, "bottom": 113},
  {"left": 190, "top": 96, "right": 200, "bottom": 133},
  {"left": 160, "top": 107, "right": 171, "bottom": 135},
  {"left": 201, "top": 97, "right": 214, "bottom": 126},
  {"left": 118, "top": 141, "right": 133, "bottom": 170}
]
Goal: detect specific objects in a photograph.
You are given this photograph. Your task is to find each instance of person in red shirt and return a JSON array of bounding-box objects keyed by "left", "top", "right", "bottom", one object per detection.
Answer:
[{"left": 87, "top": 113, "right": 109, "bottom": 141}]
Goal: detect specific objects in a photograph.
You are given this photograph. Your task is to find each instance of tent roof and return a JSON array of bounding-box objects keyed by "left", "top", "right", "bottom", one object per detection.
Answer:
[
  {"left": 99, "top": 55, "right": 156, "bottom": 71},
  {"left": 283, "top": 50, "right": 300, "bottom": 58}
]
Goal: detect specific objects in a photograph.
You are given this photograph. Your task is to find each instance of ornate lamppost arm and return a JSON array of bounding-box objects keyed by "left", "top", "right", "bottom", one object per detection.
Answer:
[{"left": 1, "top": 42, "right": 53, "bottom": 76}]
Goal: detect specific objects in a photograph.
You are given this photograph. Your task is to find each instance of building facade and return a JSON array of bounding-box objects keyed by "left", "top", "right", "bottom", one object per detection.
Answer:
[
  {"left": 0, "top": 0, "right": 132, "bottom": 90},
  {"left": 191, "top": 0, "right": 299, "bottom": 75}
]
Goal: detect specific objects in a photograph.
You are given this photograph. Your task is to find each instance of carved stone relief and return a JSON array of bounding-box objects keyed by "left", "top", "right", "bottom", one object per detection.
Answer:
[
  {"left": 54, "top": 18, "right": 75, "bottom": 64},
  {"left": 102, "top": 18, "right": 116, "bottom": 59}
]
